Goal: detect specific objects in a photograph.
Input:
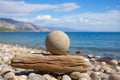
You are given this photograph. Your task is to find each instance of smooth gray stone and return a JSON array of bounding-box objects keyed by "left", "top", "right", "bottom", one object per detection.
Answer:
[
  {"left": 2, "top": 71, "right": 15, "bottom": 80},
  {"left": 70, "top": 72, "right": 81, "bottom": 79}
]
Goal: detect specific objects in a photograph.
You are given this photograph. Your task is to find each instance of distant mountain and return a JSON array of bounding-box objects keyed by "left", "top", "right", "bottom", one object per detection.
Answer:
[{"left": 0, "top": 18, "right": 50, "bottom": 32}]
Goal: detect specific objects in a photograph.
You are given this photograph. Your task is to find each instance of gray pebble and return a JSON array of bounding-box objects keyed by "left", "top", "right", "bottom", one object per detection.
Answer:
[
  {"left": 27, "top": 73, "right": 46, "bottom": 80},
  {"left": 0, "top": 76, "right": 3, "bottom": 80},
  {"left": 100, "top": 73, "right": 109, "bottom": 80},
  {"left": 2, "top": 71, "right": 15, "bottom": 80},
  {"left": 70, "top": 71, "right": 81, "bottom": 79},
  {"left": 80, "top": 73, "right": 90, "bottom": 79}
]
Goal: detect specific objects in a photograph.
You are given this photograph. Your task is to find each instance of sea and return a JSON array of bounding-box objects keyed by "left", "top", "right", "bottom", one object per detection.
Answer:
[{"left": 0, "top": 32, "right": 120, "bottom": 59}]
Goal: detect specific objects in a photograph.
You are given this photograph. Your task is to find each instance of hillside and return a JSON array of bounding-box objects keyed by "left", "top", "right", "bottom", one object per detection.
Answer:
[{"left": 0, "top": 18, "right": 50, "bottom": 32}]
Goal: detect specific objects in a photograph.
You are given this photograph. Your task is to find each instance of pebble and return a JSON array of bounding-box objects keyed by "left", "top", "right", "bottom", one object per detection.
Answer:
[
  {"left": 111, "top": 60, "right": 118, "bottom": 66},
  {"left": 100, "top": 73, "right": 109, "bottom": 80},
  {"left": 13, "top": 75, "right": 27, "bottom": 80},
  {"left": 93, "top": 65, "right": 101, "bottom": 71},
  {"left": 70, "top": 71, "right": 81, "bottom": 79},
  {"left": 79, "top": 78, "right": 88, "bottom": 80},
  {"left": 43, "top": 74, "right": 57, "bottom": 80},
  {"left": 27, "top": 73, "right": 46, "bottom": 80},
  {"left": 80, "top": 73, "right": 91, "bottom": 80},
  {"left": 57, "top": 76, "right": 62, "bottom": 80},
  {"left": 2, "top": 71, "right": 15, "bottom": 80},
  {"left": 100, "top": 69, "right": 105, "bottom": 72},
  {"left": 101, "top": 65, "right": 113, "bottom": 72},
  {"left": 95, "top": 56, "right": 101, "bottom": 58},
  {"left": 62, "top": 75, "right": 71, "bottom": 80},
  {"left": 0, "top": 65, "right": 14, "bottom": 75},
  {"left": 0, "top": 76, "right": 3, "bottom": 80},
  {"left": 88, "top": 54, "right": 94, "bottom": 59},
  {"left": 84, "top": 58, "right": 90, "bottom": 62},
  {"left": 90, "top": 72, "right": 101, "bottom": 80},
  {"left": 108, "top": 74, "right": 120, "bottom": 80},
  {"left": 1, "top": 56, "right": 10, "bottom": 64},
  {"left": 30, "top": 51, "right": 35, "bottom": 54},
  {"left": 116, "top": 66, "right": 120, "bottom": 72},
  {"left": 101, "top": 62, "right": 107, "bottom": 65}
]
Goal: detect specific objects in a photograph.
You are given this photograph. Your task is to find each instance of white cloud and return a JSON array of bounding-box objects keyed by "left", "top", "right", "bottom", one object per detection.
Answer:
[
  {"left": 30, "top": 10, "right": 120, "bottom": 32},
  {"left": 36, "top": 15, "right": 52, "bottom": 20},
  {"left": 0, "top": 1, "right": 79, "bottom": 17},
  {"left": 79, "top": 17, "right": 89, "bottom": 23},
  {"left": 53, "top": 3, "right": 80, "bottom": 12}
]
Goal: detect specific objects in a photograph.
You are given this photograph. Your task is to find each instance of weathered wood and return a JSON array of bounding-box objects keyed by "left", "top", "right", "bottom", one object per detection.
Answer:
[{"left": 11, "top": 54, "right": 92, "bottom": 73}]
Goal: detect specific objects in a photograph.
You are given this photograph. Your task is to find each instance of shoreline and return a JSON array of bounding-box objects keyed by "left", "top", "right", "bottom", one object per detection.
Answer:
[
  {"left": 0, "top": 42, "right": 120, "bottom": 80},
  {"left": 0, "top": 42, "right": 46, "bottom": 52}
]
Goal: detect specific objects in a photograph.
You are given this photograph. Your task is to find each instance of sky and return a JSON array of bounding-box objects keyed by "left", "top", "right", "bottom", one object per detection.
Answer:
[{"left": 0, "top": 0, "right": 120, "bottom": 32}]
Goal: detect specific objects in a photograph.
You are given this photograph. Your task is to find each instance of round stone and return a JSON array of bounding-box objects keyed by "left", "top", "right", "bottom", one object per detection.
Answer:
[
  {"left": 111, "top": 60, "right": 118, "bottom": 66},
  {"left": 1, "top": 56, "right": 9, "bottom": 64},
  {"left": 101, "top": 62, "right": 107, "bottom": 65},
  {"left": 43, "top": 74, "right": 57, "bottom": 80},
  {"left": 45, "top": 31, "right": 70, "bottom": 55},
  {"left": 3, "top": 71, "right": 15, "bottom": 80},
  {"left": 70, "top": 72, "right": 81, "bottom": 79},
  {"left": 62, "top": 75, "right": 71, "bottom": 80}
]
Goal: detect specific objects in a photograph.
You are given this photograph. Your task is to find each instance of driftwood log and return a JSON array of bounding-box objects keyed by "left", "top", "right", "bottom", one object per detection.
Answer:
[{"left": 11, "top": 54, "right": 92, "bottom": 73}]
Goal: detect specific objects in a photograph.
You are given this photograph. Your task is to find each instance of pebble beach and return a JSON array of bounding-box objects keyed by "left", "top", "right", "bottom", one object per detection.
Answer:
[{"left": 0, "top": 43, "right": 120, "bottom": 80}]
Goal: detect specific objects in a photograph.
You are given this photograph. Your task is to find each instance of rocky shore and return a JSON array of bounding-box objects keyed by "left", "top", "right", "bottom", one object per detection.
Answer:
[{"left": 0, "top": 43, "right": 120, "bottom": 80}]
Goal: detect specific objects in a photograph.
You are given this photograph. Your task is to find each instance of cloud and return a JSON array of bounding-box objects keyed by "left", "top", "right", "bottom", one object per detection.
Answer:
[
  {"left": 36, "top": 15, "right": 52, "bottom": 20},
  {"left": 31, "top": 10, "right": 120, "bottom": 32},
  {"left": 0, "top": 1, "right": 79, "bottom": 17},
  {"left": 53, "top": 3, "right": 80, "bottom": 12}
]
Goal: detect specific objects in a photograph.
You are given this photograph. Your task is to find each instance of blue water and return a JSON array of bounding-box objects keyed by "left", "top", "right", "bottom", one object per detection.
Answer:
[{"left": 0, "top": 32, "right": 120, "bottom": 59}]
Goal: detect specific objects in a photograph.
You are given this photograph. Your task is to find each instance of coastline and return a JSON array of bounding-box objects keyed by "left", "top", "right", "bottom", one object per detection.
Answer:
[{"left": 0, "top": 42, "right": 120, "bottom": 80}]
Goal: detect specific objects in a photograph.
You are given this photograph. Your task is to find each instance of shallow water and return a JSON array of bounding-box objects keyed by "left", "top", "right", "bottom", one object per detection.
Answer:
[{"left": 0, "top": 32, "right": 120, "bottom": 59}]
